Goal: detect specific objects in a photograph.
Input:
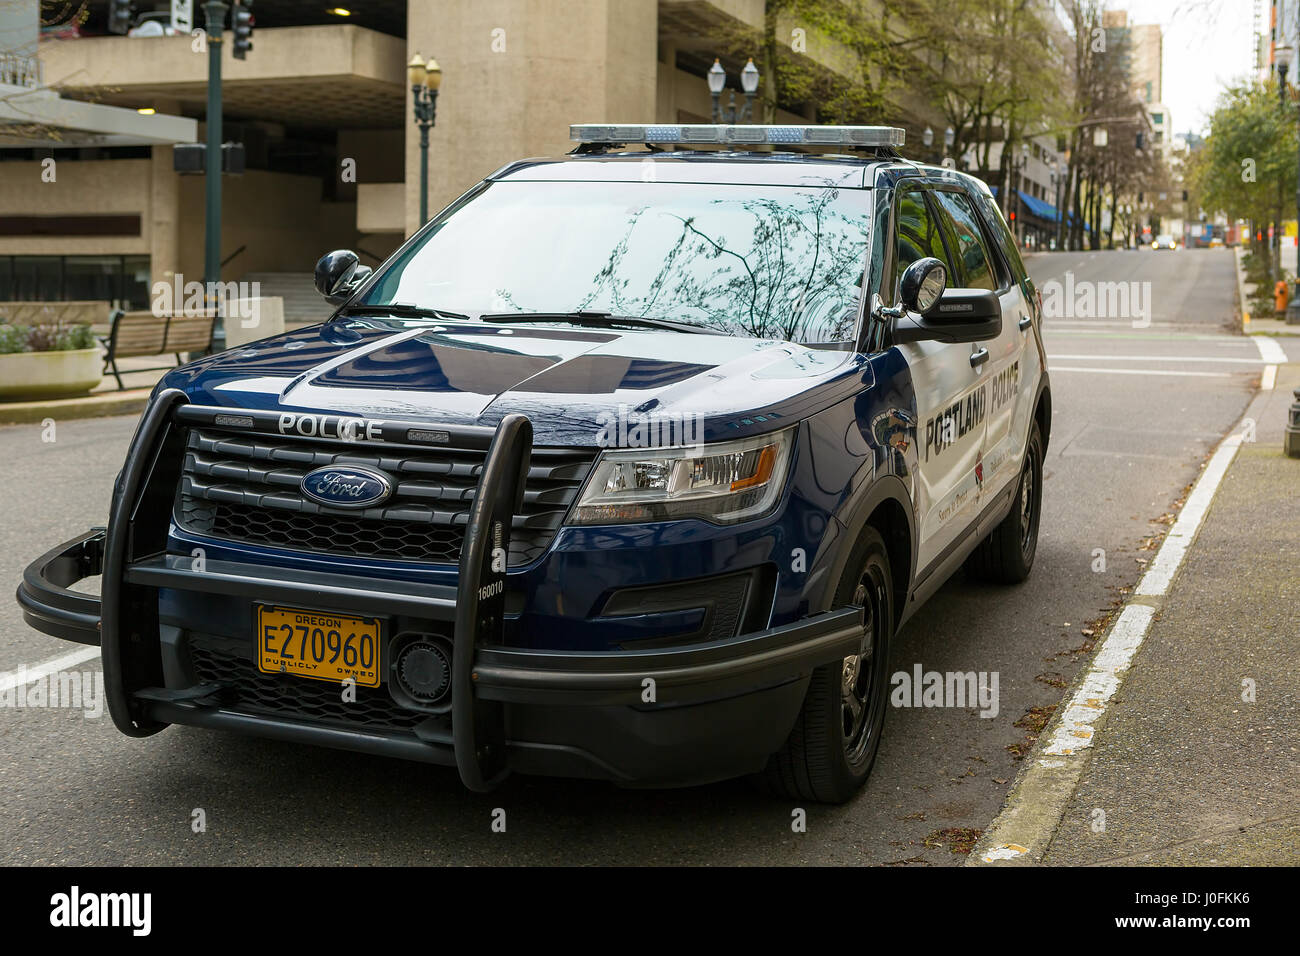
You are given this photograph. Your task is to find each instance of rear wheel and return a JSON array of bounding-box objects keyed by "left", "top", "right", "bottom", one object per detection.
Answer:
[
  {"left": 759, "top": 526, "right": 893, "bottom": 803},
  {"left": 965, "top": 421, "right": 1043, "bottom": 584}
]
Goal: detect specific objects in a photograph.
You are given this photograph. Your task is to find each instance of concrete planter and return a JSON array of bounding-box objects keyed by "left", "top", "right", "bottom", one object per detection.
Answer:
[{"left": 0, "top": 348, "right": 103, "bottom": 402}]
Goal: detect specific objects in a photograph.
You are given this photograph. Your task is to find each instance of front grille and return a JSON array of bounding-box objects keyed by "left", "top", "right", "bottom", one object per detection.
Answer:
[
  {"left": 190, "top": 644, "right": 428, "bottom": 732},
  {"left": 176, "top": 427, "right": 596, "bottom": 566}
]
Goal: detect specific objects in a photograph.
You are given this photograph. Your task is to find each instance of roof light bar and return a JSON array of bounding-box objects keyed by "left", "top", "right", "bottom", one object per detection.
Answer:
[{"left": 570, "top": 124, "right": 906, "bottom": 148}]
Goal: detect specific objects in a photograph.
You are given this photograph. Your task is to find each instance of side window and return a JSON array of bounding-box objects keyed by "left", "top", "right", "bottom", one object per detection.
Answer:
[
  {"left": 932, "top": 189, "right": 998, "bottom": 291},
  {"left": 972, "top": 189, "right": 1028, "bottom": 285},
  {"left": 893, "top": 187, "right": 951, "bottom": 294}
]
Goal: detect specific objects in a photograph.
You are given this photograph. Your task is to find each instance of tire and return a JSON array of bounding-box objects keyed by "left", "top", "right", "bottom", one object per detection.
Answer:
[
  {"left": 965, "top": 420, "right": 1043, "bottom": 584},
  {"left": 758, "top": 526, "right": 893, "bottom": 804}
]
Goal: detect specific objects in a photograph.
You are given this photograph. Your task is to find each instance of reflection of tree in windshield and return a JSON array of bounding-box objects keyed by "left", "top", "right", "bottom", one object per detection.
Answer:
[{"left": 578, "top": 187, "right": 866, "bottom": 344}]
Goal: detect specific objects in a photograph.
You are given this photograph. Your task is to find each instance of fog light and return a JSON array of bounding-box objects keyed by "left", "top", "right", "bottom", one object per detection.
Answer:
[{"left": 394, "top": 639, "right": 451, "bottom": 704}]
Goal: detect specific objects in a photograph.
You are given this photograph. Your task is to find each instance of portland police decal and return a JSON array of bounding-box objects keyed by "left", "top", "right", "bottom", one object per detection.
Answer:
[{"left": 300, "top": 465, "right": 393, "bottom": 509}]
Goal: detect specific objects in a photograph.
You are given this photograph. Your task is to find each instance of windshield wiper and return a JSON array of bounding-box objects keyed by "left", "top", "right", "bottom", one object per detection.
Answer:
[
  {"left": 337, "top": 303, "right": 471, "bottom": 322},
  {"left": 478, "top": 311, "right": 708, "bottom": 334}
]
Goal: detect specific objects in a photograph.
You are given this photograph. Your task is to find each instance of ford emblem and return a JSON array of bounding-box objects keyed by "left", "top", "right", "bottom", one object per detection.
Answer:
[{"left": 300, "top": 465, "right": 393, "bottom": 509}]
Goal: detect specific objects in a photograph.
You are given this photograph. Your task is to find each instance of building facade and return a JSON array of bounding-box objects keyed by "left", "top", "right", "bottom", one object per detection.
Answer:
[{"left": 2, "top": 0, "right": 954, "bottom": 324}]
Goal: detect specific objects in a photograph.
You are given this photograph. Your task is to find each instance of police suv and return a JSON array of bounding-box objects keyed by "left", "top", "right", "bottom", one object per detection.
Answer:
[{"left": 19, "top": 124, "right": 1049, "bottom": 803}]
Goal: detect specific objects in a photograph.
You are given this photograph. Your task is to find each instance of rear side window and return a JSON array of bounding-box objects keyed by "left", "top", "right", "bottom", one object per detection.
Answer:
[
  {"left": 932, "top": 189, "right": 997, "bottom": 291},
  {"left": 893, "top": 187, "right": 951, "bottom": 292},
  {"left": 971, "top": 188, "right": 1027, "bottom": 284}
]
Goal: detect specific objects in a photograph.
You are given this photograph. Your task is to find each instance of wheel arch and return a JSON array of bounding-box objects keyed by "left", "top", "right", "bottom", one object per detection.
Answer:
[
  {"left": 818, "top": 474, "right": 915, "bottom": 628},
  {"left": 1034, "top": 375, "right": 1052, "bottom": 454}
]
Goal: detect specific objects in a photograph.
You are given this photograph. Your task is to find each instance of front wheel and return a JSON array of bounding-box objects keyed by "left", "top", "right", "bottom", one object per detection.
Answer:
[
  {"left": 759, "top": 526, "right": 893, "bottom": 804},
  {"left": 965, "top": 421, "right": 1043, "bottom": 584}
]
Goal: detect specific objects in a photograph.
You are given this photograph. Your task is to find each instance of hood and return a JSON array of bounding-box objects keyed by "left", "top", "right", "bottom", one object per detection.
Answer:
[{"left": 161, "top": 317, "right": 872, "bottom": 445}]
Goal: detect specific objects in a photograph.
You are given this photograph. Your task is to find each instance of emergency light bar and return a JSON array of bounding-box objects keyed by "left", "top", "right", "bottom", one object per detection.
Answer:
[{"left": 569, "top": 124, "right": 906, "bottom": 148}]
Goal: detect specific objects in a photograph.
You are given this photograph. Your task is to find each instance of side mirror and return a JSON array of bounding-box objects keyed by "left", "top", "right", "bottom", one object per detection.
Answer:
[
  {"left": 892, "top": 287, "right": 1003, "bottom": 345},
  {"left": 314, "top": 250, "right": 368, "bottom": 304},
  {"left": 899, "top": 257, "right": 947, "bottom": 316}
]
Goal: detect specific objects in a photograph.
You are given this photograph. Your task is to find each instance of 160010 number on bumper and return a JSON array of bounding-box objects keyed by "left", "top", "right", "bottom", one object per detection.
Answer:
[{"left": 256, "top": 606, "right": 382, "bottom": 687}]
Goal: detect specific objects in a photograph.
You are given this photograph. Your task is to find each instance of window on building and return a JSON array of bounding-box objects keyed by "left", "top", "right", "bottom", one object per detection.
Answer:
[{"left": 0, "top": 255, "right": 151, "bottom": 309}]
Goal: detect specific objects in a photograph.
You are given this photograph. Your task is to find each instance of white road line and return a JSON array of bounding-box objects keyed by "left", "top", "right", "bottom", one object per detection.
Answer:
[
  {"left": 1252, "top": 337, "right": 1286, "bottom": 391},
  {"left": 1050, "top": 366, "right": 1232, "bottom": 378},
  {"left": 1050, "top": 354, "right": 1266, "bottom": 364},
  {"left": 1136, "top": 432, "right": 1244, "bottom": 597},
  {"left": 0, "top": 646, "right": 100, "bottom": 692},
  {"left": 1043, "top": 604, "right": 1155, "bottom": 756},
  {"left": 1253, "top": 336, "right": 1289, "bottom": 364}
]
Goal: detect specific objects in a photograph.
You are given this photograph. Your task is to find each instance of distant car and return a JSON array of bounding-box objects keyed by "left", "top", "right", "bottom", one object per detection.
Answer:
[
  {"left": 1209, "top": 238, "right": 1224, "bottom": 248},
  {"left": 1152, "top": 234, "right": 1178, "bottom": 250}
]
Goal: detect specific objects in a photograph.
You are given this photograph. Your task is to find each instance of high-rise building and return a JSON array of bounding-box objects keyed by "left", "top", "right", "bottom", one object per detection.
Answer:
[{"left": 1101, "top": 10, "right": 1162, "bottom": 105}]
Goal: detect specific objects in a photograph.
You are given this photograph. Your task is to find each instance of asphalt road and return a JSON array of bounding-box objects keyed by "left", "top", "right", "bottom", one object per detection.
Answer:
[{"left": 0, "top": 248, "right": 1273, "bottom": 865}]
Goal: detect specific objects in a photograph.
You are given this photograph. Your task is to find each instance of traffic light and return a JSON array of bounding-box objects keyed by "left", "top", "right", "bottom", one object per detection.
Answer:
[
  {"left": 108, "top": 0, "right": 133, "bottom": 35},
  {"left": 232, "top": 1, "right": 254, "bottom": 60},
  {"left": 1182, "top": 190, "right": 1189, "bottom": 202}
]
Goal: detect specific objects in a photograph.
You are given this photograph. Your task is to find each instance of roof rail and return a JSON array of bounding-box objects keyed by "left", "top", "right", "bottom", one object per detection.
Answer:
[{"left": 569, "top": 123, "right": 905, "bottom": 156}]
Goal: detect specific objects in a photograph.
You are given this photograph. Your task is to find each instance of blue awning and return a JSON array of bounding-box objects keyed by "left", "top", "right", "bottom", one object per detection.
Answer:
[{"left": 991, "top": 186, "right": 1087, "bottom": 229}]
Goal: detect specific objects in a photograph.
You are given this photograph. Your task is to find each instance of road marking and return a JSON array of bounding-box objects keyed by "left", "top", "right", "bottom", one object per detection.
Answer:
[
  {"left": 1252, "top": 337, "right": 1286, "bottom": 391},
  {"left": 1043, "top": 604, "right": 1154, "bottom": 756},
  {"left": 1050, "top": 354, "right": 1266, "bottom": 364},
  {"left": 971, "top": 424, "right": 1246, "bottom": 865},
  {"left": 1045, "top": 328, "right": 1252, "bottom": 343},
  {"left": 0, "top": 646, "right": 100, "bottom": 692},
  {"left": 1253, "top": 336, "right": 1288, "bottom": 364},
  {"left": 1051, "top": 366, "right": 1232, "bottom": 378},
  {"left": 1136, "top": 432, "right": 1244, "bottom": 596}
]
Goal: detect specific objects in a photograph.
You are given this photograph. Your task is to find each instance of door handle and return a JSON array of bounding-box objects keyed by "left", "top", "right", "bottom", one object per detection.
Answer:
[
  {"left": 1018, "top": 315, "right": 1033, "bottom": 331},
  {"left": 969, "top": 348, "right": 989, "bottom": 369}
]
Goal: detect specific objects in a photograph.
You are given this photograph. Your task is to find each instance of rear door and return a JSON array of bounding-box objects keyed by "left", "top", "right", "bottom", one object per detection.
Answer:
[
  {"left": 930, "top": 186, "right": 1027, "bottom": 500},
  {"left": 889, "top": 182, "right": 987, "bottom": 573},
  {"left": 968, "top": 187, "right": 1043, "bottom": 498}
]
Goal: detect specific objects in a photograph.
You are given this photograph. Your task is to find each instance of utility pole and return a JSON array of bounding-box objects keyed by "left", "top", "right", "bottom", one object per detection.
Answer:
[{"left": 203, "top": 1, "right": 228, "bottom": 348}]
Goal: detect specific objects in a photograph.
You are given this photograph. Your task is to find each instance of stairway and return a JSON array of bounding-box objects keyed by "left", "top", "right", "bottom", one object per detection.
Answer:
[{"left": 238, "top": 272, "right": 330, "bottom": 331}]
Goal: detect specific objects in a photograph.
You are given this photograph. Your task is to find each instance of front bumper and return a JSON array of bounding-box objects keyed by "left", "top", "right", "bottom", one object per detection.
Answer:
[{"left": 16, "top": 393, "right": 865, "bottom": 788}]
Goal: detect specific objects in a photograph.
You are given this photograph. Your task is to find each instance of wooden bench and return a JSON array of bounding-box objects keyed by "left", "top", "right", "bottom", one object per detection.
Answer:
[{"left": 103, "top": 310, "right": 217, "bottom": 390}]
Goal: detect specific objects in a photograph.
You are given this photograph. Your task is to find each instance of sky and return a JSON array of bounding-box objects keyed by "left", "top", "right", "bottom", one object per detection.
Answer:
[{"left": 1110, "top": 0, "right": 1262, "bottom": 135}]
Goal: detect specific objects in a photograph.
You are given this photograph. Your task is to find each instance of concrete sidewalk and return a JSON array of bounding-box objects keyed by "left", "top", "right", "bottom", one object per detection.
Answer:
[{"left": 978, "top": 365, "right": 1300, "bottom": 865}]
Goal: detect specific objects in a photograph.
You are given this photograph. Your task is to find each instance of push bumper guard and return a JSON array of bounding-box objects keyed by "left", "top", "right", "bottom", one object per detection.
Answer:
[{"left": 17, "top": 391, "right": 865, "bottom": 789}]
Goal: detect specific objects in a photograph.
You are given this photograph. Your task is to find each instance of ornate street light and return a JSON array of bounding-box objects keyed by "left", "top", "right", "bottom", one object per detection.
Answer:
[
  {"left": 708, "top": 58, "right": 759, "bottom": 124},
  {"left": 409, "top": 52, "right": 442, "bottom": 227}
]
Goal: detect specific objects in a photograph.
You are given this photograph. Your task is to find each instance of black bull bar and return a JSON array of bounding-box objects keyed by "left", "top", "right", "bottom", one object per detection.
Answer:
[{"left": 17, "top": 390, "right": 865, "bottom": 789}]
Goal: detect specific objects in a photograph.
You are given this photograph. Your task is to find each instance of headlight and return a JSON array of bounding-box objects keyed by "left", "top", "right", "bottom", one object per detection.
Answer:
[{"left": 568, "top": 428, "right": 794, "bottom": 526}]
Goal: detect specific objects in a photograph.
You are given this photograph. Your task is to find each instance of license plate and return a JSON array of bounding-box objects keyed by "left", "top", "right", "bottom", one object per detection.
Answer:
[{"left": 256, "top": 606, "right": 382, "bottom": 687}]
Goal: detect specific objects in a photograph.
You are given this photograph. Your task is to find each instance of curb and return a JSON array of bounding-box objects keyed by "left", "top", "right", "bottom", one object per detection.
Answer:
[
  {"left": 0, "top": 389, "right": 150, "bottom": 426},
  {"left": 967, "top": 401, "right": 1262, "bottom": 865}
]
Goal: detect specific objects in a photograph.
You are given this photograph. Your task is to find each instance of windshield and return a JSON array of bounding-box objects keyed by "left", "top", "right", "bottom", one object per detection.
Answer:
[{"left": 361, "top": 180, "right": 873, "bottom": 345}]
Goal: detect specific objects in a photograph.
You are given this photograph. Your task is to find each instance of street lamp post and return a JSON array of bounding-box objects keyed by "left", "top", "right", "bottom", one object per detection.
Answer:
[
  {"left": 409, "top": 53, "right": 442, "bottom": 228},
  {"left": 709, "top": 58, "right": 759, "bottom": 124},
  {"left": 1278, "top": 45, "right": 1300, "bottom": 324},
  {"left": 944, "top": 126, "right": 954, "bottom": 166},
  {"left": 202, "top": 1, "right": 228, "bottom": 350},
  {"left": 1051, "top": 160, "right": 1063, "bottom": 251}
]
